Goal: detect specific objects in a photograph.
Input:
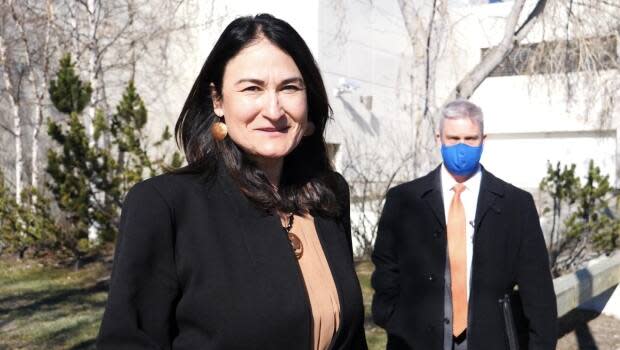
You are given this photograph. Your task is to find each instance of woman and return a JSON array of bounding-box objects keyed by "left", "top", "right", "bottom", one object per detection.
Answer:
[{"left": 97, "top": 14, "right": 367, "bottom": 350}]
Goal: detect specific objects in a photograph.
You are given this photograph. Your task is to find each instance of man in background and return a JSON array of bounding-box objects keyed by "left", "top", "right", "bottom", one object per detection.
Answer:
[{"left": 371, "top": 99, "right": 557, "bottom": 350}]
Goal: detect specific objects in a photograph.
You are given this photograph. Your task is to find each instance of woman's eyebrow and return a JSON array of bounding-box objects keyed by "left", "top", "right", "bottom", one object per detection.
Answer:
[
  {"left": 234, "top": 78, "right": 265, "bottom": 86},
  {"left": 234, "top": 77, "right": 304, "bottom": 86},
  {"left": 280, "top": 77, "right": 304, "bottom": 86}
]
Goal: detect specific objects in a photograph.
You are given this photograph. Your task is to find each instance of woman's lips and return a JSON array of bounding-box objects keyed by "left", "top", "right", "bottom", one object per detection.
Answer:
[{"left": 255, "top": 126, "right": 290, "bottom": 133}]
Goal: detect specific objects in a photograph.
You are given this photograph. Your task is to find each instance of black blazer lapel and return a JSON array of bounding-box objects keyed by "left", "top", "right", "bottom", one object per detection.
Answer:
[
  {"left": 421, "top": 166, "right": 446, "bottom": 229},
  {"left": 474, "top": 167, "right": 505, "bottom": 230},
  {"left": 216, "top": 167, "right": 293, "bottom": 266}
]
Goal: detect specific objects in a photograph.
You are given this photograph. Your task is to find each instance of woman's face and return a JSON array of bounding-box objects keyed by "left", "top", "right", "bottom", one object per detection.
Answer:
[{"left": 213, "top": 38, "right": 311, "bottom": 164}]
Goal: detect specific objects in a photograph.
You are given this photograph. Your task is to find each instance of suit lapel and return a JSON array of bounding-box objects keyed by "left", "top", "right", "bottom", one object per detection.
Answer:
[
  {"left": 473, "top": 167, "right": 504, "bottom": 230},
  {"left": 421, "top": 166, "right": 446, "bottom": 229}
]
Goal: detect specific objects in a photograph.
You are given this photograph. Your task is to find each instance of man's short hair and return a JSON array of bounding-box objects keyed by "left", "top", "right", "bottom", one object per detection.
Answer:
[{"left": 438, "top": 99, "right": 484, "bottom": 137}]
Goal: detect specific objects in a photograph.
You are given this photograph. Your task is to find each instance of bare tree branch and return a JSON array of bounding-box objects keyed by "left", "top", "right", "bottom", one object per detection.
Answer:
[{"left": 446, "top": 0, "right": 548, "bottom": 102}]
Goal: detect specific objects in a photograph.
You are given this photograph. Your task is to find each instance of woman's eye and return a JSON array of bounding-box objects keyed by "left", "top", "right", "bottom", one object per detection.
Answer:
[
  {"left": 242, "top": 86, "right": 260, "bottom": 92},
  {"left": 283, "top": 85, "right": 302, "bottom": 91}
]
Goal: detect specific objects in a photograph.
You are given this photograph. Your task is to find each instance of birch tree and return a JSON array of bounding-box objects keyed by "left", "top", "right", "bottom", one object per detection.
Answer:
[
  {"left": 9, "top": 0, "right": 55, "bottom": 191},
  {"left": 53, "top": 0, "right": 208, "bottom": 146},
  {"left": 0, "top": 21, "right": 24, "bottom": 205}
]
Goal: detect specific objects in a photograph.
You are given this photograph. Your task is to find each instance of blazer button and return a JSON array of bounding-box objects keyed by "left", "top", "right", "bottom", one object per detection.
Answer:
[
  {"left": 444, "top": 318, "right": 450, "bottom": 324},
  {"left": 433, "top": 230, "right": 442, "bottom": 238},
  {"left": 428, "top": 273, "right": 435, "bottom": 281},
  {"left": 426, "top": 325, "right": 433, "bottom": 333}
]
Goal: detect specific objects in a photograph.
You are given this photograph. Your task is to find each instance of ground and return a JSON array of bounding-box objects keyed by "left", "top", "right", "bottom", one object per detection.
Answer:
[
  {"left": 557, "top": 309, "right": 620, "bottom": 350},
  {"left": 0, "top": 257, "right": 618, "bottom": 349},
  {"left": 0, "top": 259, "right": 107, "bottom": 349}
]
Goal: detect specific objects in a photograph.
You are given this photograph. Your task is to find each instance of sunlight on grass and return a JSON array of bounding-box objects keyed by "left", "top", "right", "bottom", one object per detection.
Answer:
[
  {"left": 0, "top": 259, "right": 108, "bottom": 350},
  {"left": 0, "top": 257, "right": 387, "bottom": 349}
]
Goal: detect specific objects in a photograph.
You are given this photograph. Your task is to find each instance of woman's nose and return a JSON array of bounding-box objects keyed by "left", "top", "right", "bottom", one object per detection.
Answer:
[{"left": 262, "top": 91, "right": 284, "bottom": 120}]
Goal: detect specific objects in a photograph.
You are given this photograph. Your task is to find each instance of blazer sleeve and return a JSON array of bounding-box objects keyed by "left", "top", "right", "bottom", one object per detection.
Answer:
[
  {"left": 515, "top": 193, "right": 558, "bottom": 350},
  {"left": 97, "top": 180, "right": 180, "bottom": 350},
  {"left": 371, "top": 188, "right": 401, "bottom": 328}
]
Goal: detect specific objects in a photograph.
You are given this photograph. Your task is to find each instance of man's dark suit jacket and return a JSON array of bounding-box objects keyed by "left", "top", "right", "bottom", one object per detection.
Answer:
[
  {"left": 371, "top": 166, "right": 557, "bottom": 350},
  {"left": 97, "top": 167, "right": 367, "bottom": 349}
]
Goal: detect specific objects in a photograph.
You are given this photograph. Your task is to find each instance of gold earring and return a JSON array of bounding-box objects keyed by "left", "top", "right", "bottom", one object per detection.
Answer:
[{"left": 211, "top": 116, "right": 228, "bottom": 141}]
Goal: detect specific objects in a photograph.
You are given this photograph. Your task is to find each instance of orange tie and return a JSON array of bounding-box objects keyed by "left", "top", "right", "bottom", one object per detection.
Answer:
[{"left": 448, "top": 183, "right": 467, "bottom": 336}]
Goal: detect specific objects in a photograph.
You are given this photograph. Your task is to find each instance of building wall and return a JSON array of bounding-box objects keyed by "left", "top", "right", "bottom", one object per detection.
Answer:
[
  {"left": 317, "top": 0, "right": 416, "bottom": 178},
  {"left": 140, "top": 0, "right": 619, "bottom": 192},
  {"left": 447, "top": 1, "right": 619, "bottom": 190}
]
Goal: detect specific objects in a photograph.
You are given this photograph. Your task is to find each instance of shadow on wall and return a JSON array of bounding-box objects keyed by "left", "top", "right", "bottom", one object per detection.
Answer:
[{"left": 337, "top": 96, "right": 380, "bottom": 136}]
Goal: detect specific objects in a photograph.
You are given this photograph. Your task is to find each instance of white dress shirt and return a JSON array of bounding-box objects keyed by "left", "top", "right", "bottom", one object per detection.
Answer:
[{"left": 440, "top": 164, "right": 482, "bottom": 300}]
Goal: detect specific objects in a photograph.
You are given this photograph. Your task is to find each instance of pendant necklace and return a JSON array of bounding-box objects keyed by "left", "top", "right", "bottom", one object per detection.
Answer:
[{"left": 284, "top": 213, "right": 303, "bottom": 259}]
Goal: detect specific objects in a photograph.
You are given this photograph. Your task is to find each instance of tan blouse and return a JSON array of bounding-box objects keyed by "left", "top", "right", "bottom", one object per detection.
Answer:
[{"left": 288, "top": 214, "right": 341, "bottom": 350}]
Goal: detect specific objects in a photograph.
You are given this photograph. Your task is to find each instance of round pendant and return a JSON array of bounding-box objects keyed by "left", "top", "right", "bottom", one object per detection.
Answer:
[{"left": 288, "top": 232, "right": 303, "bottom": 259}]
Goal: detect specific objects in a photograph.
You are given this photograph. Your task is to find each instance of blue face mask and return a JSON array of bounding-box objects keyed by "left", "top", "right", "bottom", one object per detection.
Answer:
[{"left": 441, "top": 143, "right": 483, "bottom": 177}]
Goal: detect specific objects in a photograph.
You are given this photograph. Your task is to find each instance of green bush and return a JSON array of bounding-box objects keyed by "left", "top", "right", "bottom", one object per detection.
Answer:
[
  {"left": 540, "top": 160, "right": 619, "bottom": 276},
  {"left": 1, "top": 54, "right": 183, "bottom": 264}
]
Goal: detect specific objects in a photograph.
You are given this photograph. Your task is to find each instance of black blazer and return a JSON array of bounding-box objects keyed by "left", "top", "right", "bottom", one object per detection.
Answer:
[
  {"left": 371, "top": 166, "right": 557, "bottom": 350},
  {"left": 97, "top": 167, "right": 367, "bottom": 349}
]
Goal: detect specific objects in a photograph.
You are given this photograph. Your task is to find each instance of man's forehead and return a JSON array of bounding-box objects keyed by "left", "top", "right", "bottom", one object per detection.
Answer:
[
  {"left": 444, "top": 117, "right": 476, "bottom": 126},
  {"left": 443, "top": 118, "right": 481, "bottom": 132}
]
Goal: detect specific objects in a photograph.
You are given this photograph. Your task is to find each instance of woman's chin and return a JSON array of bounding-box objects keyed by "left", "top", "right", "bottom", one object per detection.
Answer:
[
  {"left": 250, "top": 146, "right": 296, "bottom": 161},
  {"left": 245, "top": 151, "right": 285, "bottom": 164}
]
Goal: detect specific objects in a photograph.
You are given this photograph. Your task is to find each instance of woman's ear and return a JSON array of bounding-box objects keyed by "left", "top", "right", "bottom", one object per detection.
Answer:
[
  {"left": 304, "top": 121, "right": 315, "bottom": 137},
  {"left": 210, "top": 83, "right": 224, "bottom": 117}
]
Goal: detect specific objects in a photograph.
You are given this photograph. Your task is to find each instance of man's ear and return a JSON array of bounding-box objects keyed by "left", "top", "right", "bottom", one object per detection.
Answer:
[
  {"left": 210, "top": 83, "right": 224, "bottom": 117},
  {"left": 435, "top": 132, "right": 442, "bottom": 145}
]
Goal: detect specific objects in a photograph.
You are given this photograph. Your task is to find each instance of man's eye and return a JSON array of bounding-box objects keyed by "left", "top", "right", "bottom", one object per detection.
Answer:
[{"left": 242, "top": 86, "right": 260, "bottom": 92}]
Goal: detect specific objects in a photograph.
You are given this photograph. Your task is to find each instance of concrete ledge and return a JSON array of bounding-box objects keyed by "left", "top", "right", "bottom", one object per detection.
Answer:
[{"left": 554, "top": 253, "right": 620, "bottom": 317}]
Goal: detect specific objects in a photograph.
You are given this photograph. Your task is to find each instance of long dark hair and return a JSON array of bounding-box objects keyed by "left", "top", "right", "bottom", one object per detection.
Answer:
[{"left": 175, "top": 14, "right": 340, "bottom": 217}]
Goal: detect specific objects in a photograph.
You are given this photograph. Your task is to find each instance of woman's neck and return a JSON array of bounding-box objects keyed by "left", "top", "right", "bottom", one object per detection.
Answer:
[{"left": 253, "top": 157, "right": 283, "bottom": 188}]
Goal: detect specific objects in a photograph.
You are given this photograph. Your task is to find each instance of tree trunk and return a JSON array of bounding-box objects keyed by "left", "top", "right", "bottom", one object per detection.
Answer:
[
  {"left": 0, "top": 35, "right": 23, "bottom": 205},
  {"left": 30, "top": 0, "right": 54, "bottom": 191},
  {"left": 398, "top": 0, "right": 447, "bottom": 176},
  {"left": 86, "top": 0, "right": 100, "bottom": 147},
  {"left": 10, "top": 0, "right": 54, "bottom": 200},
  {"left": 85, "top": 0, "right": 102, "bottom": 242},
  {"left": 444, "top": 0, "right": 548, "bottom": 102},
  {"left": 13, "top": 100, "right": 22, "bottom": 205}
]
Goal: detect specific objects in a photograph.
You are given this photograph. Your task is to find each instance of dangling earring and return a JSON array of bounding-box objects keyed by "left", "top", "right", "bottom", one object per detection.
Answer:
[{"left": 212, "top": 115, "right": 227, "bottom": 141}]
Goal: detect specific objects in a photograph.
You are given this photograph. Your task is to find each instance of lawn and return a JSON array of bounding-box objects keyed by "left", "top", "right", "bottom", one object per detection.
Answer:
[
  {"left": 356, "top": 259, "right": 388, "bottom": 349},
  {"left": 0, "top": 259, "right": 108, "bottom": 350},
  {"left": 0, "top": 258, "right": 386, "bottom": 349}
]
